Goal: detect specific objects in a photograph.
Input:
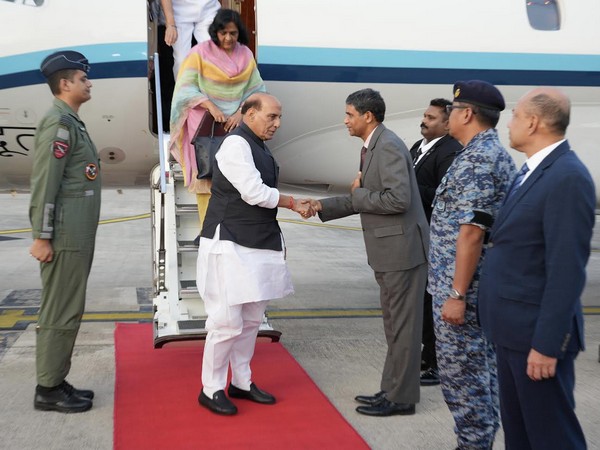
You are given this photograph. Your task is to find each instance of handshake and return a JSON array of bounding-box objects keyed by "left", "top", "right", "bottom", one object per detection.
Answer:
[
  {"left": 286, "top": 170, "right": 362, "bottom": 219},
  {"left": 290, "top": 198, "right": 322, "bottom": 219}
]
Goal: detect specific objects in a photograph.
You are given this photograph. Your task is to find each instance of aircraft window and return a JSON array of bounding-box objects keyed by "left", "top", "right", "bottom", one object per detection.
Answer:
[
  {"left": 526, "top": 0, "right": 560, "bottom": 30},
  {"left": 1, "top": 0, "right": 44, "bottom": 5}
]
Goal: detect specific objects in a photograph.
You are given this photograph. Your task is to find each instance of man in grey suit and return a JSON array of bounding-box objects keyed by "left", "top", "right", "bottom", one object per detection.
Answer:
[{"left": 307, "top": 89, "right": 429, "bottom": 416}]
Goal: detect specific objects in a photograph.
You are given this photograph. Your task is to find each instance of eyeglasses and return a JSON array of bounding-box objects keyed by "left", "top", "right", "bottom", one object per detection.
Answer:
[{"left": 445, "top": 105, "right": 470, "bottom": 115}]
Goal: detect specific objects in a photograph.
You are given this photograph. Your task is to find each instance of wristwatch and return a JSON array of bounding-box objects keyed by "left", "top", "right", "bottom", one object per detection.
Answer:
[{"left": 449, "top": 288, "right": 465, "bottom": 300}]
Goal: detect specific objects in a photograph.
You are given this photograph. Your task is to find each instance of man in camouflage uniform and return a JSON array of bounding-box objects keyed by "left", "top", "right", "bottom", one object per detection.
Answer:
[
  {"left": 428, "top": 80, "right": 516, "bottom": 449},
  {"left": 29, "top": 51, "right": 101, "bottom": 413}
]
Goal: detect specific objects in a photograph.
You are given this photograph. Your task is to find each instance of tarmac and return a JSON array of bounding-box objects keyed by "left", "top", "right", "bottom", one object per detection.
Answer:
[{"left": 1, "top": 188, "right": 599, "bottom": 449}]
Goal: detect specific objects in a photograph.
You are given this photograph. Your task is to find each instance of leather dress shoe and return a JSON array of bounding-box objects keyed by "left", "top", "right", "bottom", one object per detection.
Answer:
[
  {"left": 420, "top": 368, "right": 441, "bottom": 386},
  {"left": 199, "top": 390, "right": 237, "bottom": 415},
  {"left": 228, "top": 382, "right": 276, "bottom": 404},
  {"left": 356, "top": 398, "right": 415, "bottom": 417},
  {"left": 61, "top": 380, "right": 95, "bottom": 399},
  {"left": 34, "top": 383, "right": 93, "bottom": 413},
  {"left": 354, "top": 390, "right": 386, "bottom": 406}
]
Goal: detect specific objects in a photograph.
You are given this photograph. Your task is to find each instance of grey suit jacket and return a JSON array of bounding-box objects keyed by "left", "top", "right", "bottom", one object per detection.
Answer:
[{"left": 319, "top": 124, "right": 429, "bottom": 272}]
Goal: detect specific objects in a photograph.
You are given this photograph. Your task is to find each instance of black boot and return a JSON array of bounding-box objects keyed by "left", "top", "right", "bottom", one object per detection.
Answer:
[{"left": 34, "top": 383, "right": 93, "bottom": 413}]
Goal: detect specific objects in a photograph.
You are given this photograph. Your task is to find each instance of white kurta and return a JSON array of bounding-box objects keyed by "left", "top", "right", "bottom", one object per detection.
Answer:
[
  {"left": 196, "top": 135, "right": 294, "bottom": 306},
  {"left": 197, "top": 134, "right": 294, "bottom": 397}
]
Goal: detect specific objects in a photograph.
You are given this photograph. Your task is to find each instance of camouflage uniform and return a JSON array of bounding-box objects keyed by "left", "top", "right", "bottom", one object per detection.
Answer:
[
  {"left": 29, "top": 98, "right": 101, "bottom": 387},
  {"left": 428, "top": 128, "right": 516, "bottom": 449}
]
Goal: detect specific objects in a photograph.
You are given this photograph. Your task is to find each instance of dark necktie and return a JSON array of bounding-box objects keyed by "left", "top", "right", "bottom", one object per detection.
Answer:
[
  {"left": 507, "top": 162, "right": 529, "bottom": 198},
  {"left": 360, "top": 146, "right": 367, "bottom": 171},
  {"left": 413, "top": 147, "right": 422, "bottom": 164}
]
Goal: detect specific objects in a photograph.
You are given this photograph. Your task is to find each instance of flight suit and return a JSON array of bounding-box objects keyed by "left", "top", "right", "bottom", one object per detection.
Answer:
[
  {"left": 29, "top": 98, "right": 101, "bottom": 387},
  {"left": 428, "top": 128, "right": 515, "bottom": 449}
]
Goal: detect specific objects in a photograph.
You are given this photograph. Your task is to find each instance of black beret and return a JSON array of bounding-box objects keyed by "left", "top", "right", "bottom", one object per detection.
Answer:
[
  {"left": 40, "top": 51, "right": 90, "bottom": 78},
  {"left": 452, "top": 80, "right": 505, "bottom": 111}
]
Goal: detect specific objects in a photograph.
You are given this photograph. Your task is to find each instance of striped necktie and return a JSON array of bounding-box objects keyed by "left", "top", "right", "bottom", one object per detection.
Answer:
[{"left": 507, "top": 163, "right": 529, "bottom": 198}]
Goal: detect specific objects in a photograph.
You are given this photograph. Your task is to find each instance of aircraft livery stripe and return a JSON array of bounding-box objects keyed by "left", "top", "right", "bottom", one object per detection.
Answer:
[
  {"left": 259, "top": 46, "right": 600, "bottom": 72},
  {"left": 2, "top": 44, "right": 600, "bottom": 89},
  {"left": 0, "top": 43, "right": 148, "bottom": 90},
  {"left": 0, "top": 43, "right": 147, "bottom": 75},
  {"left": 0, "top": 62, "right": 148, "bottom": 90},
  {"left": 3, "top": 43, "right": 599, "bottom": 74},
  {"left": 258, "top": 64, "right": 600, "bottom": 87},
  {"left": 3, "top": 62, "right": 599, "bottom": 90}
]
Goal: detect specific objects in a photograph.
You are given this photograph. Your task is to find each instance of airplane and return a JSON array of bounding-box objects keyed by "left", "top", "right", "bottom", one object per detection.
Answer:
[
  {"left": 1, "top": 0, "right": 600, "bottom": 199},
  {"left": 2, "top": 0, "right": 599, "bottom": 344}
]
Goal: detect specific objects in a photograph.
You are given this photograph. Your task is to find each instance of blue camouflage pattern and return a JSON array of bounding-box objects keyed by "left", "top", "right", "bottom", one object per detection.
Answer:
[{"left": 428, "top": 128, "right": 516, "bottom": 449}]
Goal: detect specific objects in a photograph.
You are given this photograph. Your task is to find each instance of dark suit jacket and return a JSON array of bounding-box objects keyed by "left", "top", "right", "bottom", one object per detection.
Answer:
[
  {"left": 319, "top": 124, "right": 429, "bottom": 273},
  {"left": 479, "top": 141, "right": 596, "bottom": 358},
  {"left": 409, "top": 135, "right": 461, "bottom": 222}
]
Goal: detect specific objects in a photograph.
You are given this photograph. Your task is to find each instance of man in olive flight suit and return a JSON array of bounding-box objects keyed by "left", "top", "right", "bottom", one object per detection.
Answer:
[{"left": 29, "top": 51, "right": 101, "bottom": 413}]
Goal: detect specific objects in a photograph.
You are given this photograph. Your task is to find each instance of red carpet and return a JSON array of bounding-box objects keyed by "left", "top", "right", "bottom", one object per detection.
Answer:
[{"left": 114, "top": 323, "right": 369, "bottom": 449}]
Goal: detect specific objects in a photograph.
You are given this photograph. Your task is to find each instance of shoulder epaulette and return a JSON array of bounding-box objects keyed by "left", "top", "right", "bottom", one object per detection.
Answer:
[{"left": 59, "top": 113, "right": 77, "bottom": 129}]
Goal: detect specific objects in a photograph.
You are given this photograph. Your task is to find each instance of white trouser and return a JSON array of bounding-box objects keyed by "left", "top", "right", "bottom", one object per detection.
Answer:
[
  {"left": 202, "top": 298, "right": 269, "bottom": 397},
  {"left": 172, "top": 21, "right": 212, "bottom": 77}
]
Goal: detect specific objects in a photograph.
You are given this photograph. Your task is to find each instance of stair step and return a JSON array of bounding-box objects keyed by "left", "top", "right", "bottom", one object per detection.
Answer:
[
  {"left": 177, "top": 319, "right": 206, "bottom": 333},
  {"left": 178, "top": 240, "right": 199, "bottom": 252},
  {"left": 175, "top": 204, "right": 198, "bottom": 214},
  {"left": 180, "top": 279, "right": 198, "bottom": 296}
]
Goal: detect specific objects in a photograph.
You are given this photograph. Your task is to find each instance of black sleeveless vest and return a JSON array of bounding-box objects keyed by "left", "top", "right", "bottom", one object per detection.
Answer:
[{"left": 200, "top": 122, "right": 282, "bottom": 251}]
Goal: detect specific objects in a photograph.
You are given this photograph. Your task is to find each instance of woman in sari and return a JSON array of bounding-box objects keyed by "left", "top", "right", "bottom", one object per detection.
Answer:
[{"left": 169, "top": 8, "right": 266, "bottom": 225}]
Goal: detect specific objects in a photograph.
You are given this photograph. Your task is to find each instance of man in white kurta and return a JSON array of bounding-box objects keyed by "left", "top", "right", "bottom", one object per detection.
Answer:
[{"left": 196, "top": 93, "right": 309, "bottom": 415}]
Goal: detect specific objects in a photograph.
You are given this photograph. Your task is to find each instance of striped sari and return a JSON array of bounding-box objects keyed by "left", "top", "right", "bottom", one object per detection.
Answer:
[{"left": 169, "top": 39, "right": 265, "bottom": 192}]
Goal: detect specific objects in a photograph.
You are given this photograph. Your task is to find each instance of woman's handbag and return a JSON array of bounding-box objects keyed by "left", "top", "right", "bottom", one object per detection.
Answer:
[{"left": 191, "top": 113, "right": 228, "bottom": 179}]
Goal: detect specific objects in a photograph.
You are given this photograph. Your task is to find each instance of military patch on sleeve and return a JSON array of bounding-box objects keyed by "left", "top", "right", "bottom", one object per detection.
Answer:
[
  {"left": 56, "top": 127, "right": 69, "bottom": 141},
  {"left": 85, "top": 163, "right": 98, "bottom": 180},
  {"left": 53, "top": 141, "right": 69, "bottom": 159},
  {"left": 52, "top": 120, "right": 71, "bottom": 159}
]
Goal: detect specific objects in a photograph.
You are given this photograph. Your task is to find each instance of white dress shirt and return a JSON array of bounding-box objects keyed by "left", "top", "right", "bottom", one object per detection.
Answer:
[
  {"left": 520, "top": 139, "right": 566, "bottom": 185},
  {"left": 414, "top": 136, "right": 443, "bottom": 166}
]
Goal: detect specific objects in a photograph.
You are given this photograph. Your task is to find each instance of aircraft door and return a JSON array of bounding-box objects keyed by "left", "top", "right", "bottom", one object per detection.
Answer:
[{"left": 221, "top": 0, "right": 257, "bottom": 56}]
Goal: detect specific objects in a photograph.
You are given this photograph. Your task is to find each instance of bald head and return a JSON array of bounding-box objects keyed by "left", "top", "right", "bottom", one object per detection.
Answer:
[
  {"left": 508, "top": 87, "right": 571, "bottom": 156},
  {"left": 522, "top": 88, "right": 570, "bottom": 136},
  {"left": 241, "top": 93, "right": 280, "bottom": 115},
  {"left": 242, "top": 93, "right": 282, "bottom": 141}
]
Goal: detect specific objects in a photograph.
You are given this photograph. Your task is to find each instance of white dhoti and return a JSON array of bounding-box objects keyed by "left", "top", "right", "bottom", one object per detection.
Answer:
[{"left": 197, "top": 226, "right": 294, "bottom": 396}]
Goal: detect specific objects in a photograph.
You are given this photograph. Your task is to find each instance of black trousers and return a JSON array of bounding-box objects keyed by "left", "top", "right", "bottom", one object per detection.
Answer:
[{"left": 421, "top": 287, "right": 437, "bottom": 370}]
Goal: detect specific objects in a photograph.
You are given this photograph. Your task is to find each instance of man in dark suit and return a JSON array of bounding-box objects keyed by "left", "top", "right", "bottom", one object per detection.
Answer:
[
  {"left": 409, "top": 98, "right": 461, "bottom": 386},
  {"left": 307, "top": 88, "right": 429, "bottom": 416},
  {"left": 479, "top": 87, "right": 595, "bottom": 449}
]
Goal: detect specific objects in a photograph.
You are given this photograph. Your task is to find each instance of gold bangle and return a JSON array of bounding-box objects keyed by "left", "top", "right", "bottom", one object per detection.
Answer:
[{"left": 167, "top": 24, "right": 177, "bottom": 28}]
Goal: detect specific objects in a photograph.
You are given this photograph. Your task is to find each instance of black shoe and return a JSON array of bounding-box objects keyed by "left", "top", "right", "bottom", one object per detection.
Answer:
[
  {"left": 354, "top": 390, "right": 386, "bottom": 406},
  {"left": 34, "top": 384, "right": 93, "bottom": 413},
  {"left": 61, "top": 380, "right": 95, "bottom": 399},
  {"left": 356, "top": 398, "right": 415, "bottom": 417},
  {"left": 198, "top": 390, "right": 237, "bottom": 415},
  {"left": 420, "top": 368, "right": 441, "bottom": 386},
  {"left": 228, "top": 383, "right": 276, "bottom": 405}
]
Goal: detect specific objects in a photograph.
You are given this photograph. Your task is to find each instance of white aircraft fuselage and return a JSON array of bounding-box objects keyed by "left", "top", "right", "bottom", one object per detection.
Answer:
[{"left": 1, "top": 0, "right": 599, "bottom": 203}]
